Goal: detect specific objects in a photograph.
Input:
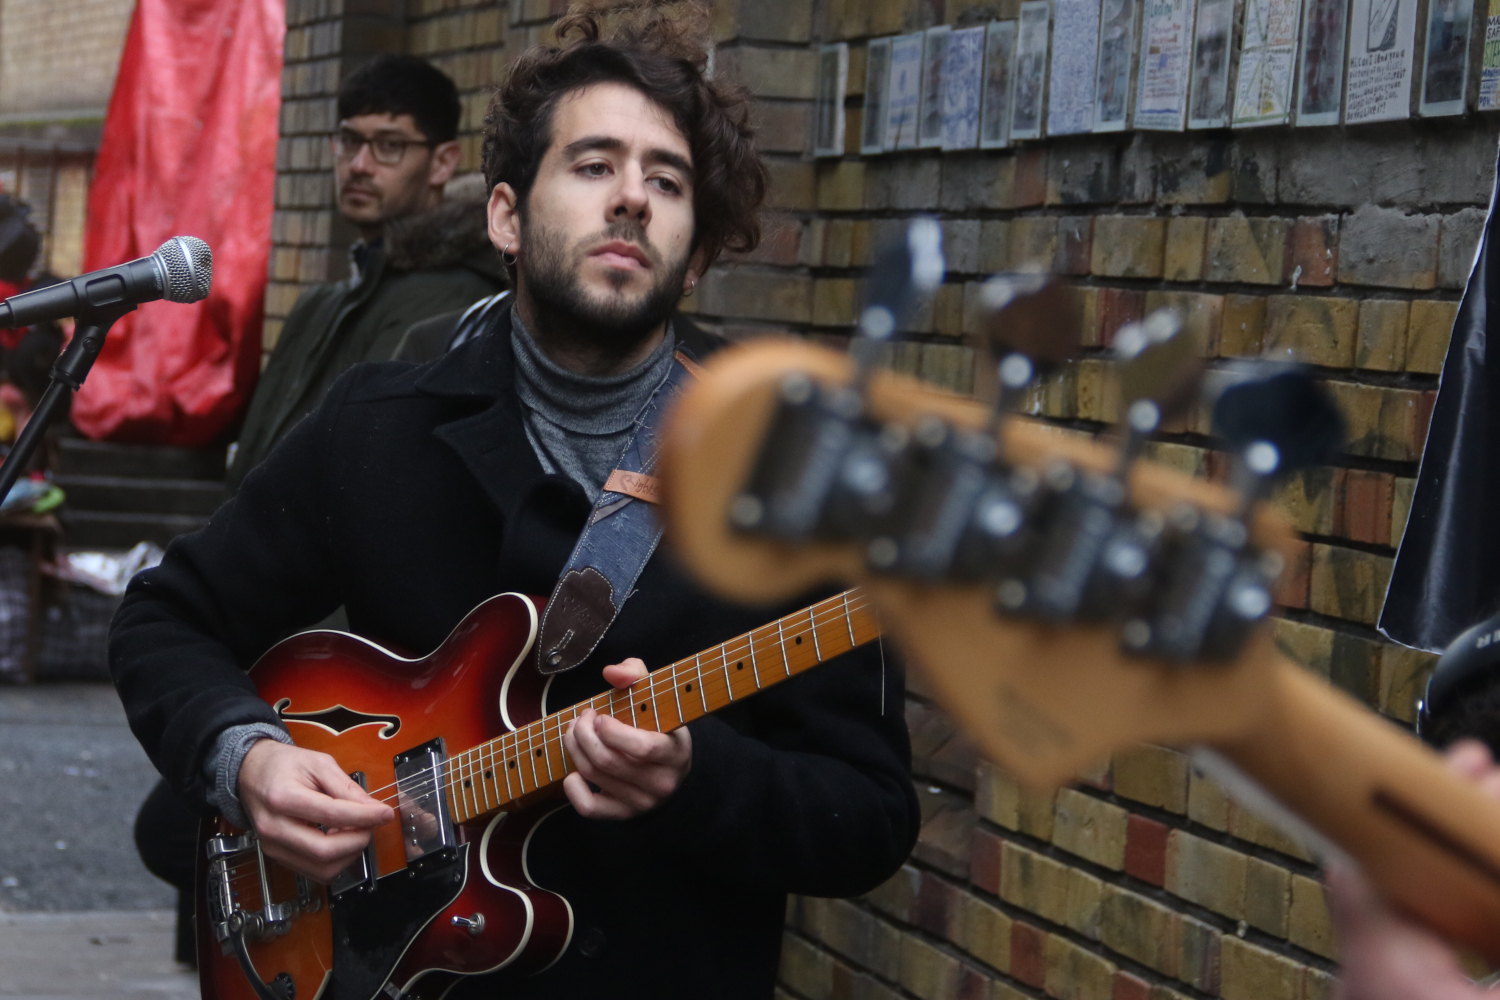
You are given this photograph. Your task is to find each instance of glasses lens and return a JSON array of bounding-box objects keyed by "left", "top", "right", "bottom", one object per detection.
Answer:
[
  {"left": 371, "top": 137, "right": 407, "bottom": 165},
  {"left": 334, "top": 131, "right": 363, "bottom": 161}
]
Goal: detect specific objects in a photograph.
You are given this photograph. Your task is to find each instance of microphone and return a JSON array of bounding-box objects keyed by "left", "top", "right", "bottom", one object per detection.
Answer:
[{"left": 0, "top": 236, "right": 212, "bottom": 328}]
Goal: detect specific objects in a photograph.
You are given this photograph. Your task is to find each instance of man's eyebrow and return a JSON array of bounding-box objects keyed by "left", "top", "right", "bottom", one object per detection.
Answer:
[{"left": 561, "top": 135, "right": 694, "bottom": 179}]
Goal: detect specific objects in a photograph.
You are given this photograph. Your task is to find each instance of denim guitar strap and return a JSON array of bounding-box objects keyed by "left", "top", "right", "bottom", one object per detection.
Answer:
[{"left": 535, "top": 348, "right": 704, "bottom": 674}]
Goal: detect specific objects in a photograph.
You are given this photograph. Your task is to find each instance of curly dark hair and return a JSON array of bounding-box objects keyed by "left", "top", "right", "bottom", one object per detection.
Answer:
[{"left": 481, "top": 4, "right": 767, "bottom": 268}]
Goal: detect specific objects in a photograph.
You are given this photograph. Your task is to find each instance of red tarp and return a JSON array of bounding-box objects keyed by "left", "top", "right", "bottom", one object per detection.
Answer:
[{"left": 71, "top": 0, "right": 283, "bottom": 446}]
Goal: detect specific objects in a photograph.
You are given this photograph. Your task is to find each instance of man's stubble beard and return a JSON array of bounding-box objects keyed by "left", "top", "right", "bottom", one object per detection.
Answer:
[{"left": 519, "top": 215, "right": 691, "bottom": 368}]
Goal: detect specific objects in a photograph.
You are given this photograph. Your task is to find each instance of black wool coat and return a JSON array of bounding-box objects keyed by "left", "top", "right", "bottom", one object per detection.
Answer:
[{"left": 110, "top": 305, "right": 919, "bottom": 999}]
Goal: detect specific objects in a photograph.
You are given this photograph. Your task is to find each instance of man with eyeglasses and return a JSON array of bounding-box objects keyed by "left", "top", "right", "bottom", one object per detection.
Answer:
[
  {"left": 224, "top": 53, "right": 506, "bottom": 492},
  {"left": 133, "top": 53, "right": 506, "bottom": 967}
]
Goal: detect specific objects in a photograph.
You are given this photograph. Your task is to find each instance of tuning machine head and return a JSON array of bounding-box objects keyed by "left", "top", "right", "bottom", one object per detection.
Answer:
[
  {"left": 1113, "top": 308, "right": 1205, "bottom": 441},
  {"left": 1207, "top": 361, "right": 1345, "bottom": 487}
]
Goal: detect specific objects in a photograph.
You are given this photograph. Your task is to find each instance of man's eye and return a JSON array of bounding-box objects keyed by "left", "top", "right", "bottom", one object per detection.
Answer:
[
  {"left": 651, "top": 177, "right": 681, "bottom": 194},
  {"left": 580, "top": 163, "right": 610, "bottom": 177},
  {"left": 374, "top": 139, "right": 405, "bottom": 158}
]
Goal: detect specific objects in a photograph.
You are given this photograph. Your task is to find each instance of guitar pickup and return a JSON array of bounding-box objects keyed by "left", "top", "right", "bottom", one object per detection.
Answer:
[
  {"left": 330, "top": 771, "right": 377, "bottom": 898},
  {"left": 393, "top": 739, "right": 456, "bottom": 868}
]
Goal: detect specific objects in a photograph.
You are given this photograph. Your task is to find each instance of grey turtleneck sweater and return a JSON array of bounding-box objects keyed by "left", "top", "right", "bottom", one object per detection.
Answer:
[
  {"left": 510, "top": 308, "right": 676, "bottom": 502},
  {"left": 205, "top": 310, "right": 678, "bottom": 825}
]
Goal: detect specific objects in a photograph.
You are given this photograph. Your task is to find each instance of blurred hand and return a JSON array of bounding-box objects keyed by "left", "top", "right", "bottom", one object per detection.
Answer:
[
  {"left": 1328, "top": 740, "right": 1500, "bottom": 1000},
  {"left": 238, "top": 739, "right": 394, "bottom": 882},
  {"left": 562, "top": 657, "right": 692, "bottom": 820}
]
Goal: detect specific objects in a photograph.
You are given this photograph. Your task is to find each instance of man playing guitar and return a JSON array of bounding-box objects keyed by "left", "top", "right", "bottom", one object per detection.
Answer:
[{"left": 110, "top": 8, "right": 919, "bottom": 997}]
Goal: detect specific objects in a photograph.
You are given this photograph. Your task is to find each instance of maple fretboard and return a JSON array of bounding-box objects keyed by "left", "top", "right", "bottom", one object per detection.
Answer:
[{"left": 441, "top": 589, "right": 881, "bottom": 824}]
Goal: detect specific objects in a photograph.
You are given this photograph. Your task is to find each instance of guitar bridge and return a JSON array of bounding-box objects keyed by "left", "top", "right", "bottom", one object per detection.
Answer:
[
  {"left": 393, "top": 738, "right": 457, "bottom": 867},
  {"left": 204, "top": 830, "right": 318, "bottom": 948}
]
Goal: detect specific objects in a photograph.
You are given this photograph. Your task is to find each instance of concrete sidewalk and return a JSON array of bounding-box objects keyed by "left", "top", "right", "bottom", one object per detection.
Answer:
[{"left": 0, "top": 910, "right": 197, "bottom": 998}]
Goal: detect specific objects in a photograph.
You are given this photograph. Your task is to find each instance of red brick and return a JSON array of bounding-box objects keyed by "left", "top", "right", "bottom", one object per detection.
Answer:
[
  {"left": 1284, "top": 216, "right": 1338, "bottom": 287},
  {"left": 1097, "top": 288, "right": 1147, "bottom": 346},
  {"left": 1273, "top": 538, "right": 1312, "bottom": 609},
  {"left": 1056, "top": 217, "right": 1094, "bottom": 276},
  {"left": 1010, "top": 921, "right": 1049, "bottom": 988},
  {"left": 1014, "top": 149, "right": 1048, "bottom": 208},
  {"left": 1124, "top": 814, "right": 1169, "bottom": 886},
  {"left": 1113, "top": 972, "right": 1153, "bottom": 1000},
  {"left": 1336, "top": 469, "right": 1394, "bottom": 546},
  {"left": 971, "top": 827, "right": 1003, "bottom": 894},
  {"left": 914, "top": 870, "right": 962, "bottom": 937}
]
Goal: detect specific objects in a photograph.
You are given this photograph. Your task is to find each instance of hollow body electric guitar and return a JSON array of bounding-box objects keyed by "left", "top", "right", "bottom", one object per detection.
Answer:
[{"left": 198, "top": 589, "right": 879, "bottom": 1000}]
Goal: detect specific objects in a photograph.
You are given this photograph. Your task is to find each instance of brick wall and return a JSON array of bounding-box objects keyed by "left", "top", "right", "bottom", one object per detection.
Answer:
[
  {"left": 0, "top": 0, "right": 134, "bottom": 116},
  {"left": 268, "top": 1, "right": 1491, "bottom": 997}
]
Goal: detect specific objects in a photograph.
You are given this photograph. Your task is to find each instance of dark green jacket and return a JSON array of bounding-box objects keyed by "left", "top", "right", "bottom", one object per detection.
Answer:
[{"left": 227, "top": 199, "right": 505, "bottom": 490}]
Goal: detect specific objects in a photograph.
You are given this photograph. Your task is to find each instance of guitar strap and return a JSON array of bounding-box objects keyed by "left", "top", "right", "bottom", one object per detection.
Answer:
[{"left": 533, "top": 342, "right": 704, "bottom": 675}]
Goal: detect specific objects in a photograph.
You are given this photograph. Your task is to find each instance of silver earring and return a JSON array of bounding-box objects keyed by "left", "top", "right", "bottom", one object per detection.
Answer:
[
  {"left": 683, "top": 276, "right": 697, "bottom": 298},
  {"left": 501, "top": 243, "right": 517, "bottom": 266}
]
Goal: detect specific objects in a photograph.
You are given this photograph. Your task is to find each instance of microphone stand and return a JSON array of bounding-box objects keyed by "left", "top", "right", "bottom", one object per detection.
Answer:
[{"left": 0, "top": 304, "right": 133, "bottom": 505}]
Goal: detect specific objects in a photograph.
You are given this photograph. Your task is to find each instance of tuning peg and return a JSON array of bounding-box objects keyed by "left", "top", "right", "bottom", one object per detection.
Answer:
[
  {"left": 1208, "top": 362, "right": 1345, "bottom": 484},
  {"left": 1111, "top": 309, "right": 1205, "bottom": 469},
  {"left": 852, "top": 219, "right": 945, "bottom": 389},
  {"left": 1121, "top": 364, "right": 1342, "bottom": 664},
  {"left": 729, "top": 220, "right": 946, "bottom": 545}
]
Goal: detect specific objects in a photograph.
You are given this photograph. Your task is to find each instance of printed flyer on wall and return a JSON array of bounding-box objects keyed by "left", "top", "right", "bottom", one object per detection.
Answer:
[
  {"left": 1232, "top": 0, "right": 1303, "bottom": 125},
  {"left": 1135, "top": 0, "right": 1196, "bottom": 129},
  {"left": 1049, "top": 0, "right": 1102, "bottom": 133},
  {"left": 1295, "top": 0, "right": 1351, "bottom": 123},
  {"left": 1344, "top": 0, "right": 1418, "bottom": 123}
]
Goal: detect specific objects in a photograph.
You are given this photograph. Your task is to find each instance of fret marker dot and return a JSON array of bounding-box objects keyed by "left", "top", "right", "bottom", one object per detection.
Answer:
[
  {"left": 685, "top": 683, "right": 693, "bottom": 692},
  {"left": 535, "top": 749, "right": 543, "bottom": 757},
  {"left": 736, "top": 662, "right": 743, "bottom": 670},
  {"left": 795, "top": 635, "right": 802, "bottom": 644},
  {"left": 508, "top": 761, "right": 516, "bottom": 769},
  {"left": 485, "top": 770, "right": 492, "bottom": 779},
  {"left": 463, "top": 780, "right": 471, "bottom": 788},
  {"left": 639, "top": 703, "right": 649, "bottom": 712}
]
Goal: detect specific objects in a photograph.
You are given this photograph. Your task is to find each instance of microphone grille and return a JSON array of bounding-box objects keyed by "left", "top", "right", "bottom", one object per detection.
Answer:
[{"left": 153, "top": 236, "right": 213, "bottom": 303}]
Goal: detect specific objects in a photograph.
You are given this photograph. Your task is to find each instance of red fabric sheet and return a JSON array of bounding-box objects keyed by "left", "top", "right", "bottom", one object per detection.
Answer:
[{"left": 71, "top": 0, "right": 284, "bottom": 446}]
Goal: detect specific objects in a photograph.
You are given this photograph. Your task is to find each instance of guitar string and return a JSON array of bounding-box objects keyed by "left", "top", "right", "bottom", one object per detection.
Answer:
[
  {"left": 211, "top": 596, "right": 879, "bottom": 888},
  {"left": 210, "top": 595, "right": 876, "bottom": 882},
  {"left": 355, "top": 592, "right": 870, "bottom": 808},
  {"left": 401, "top": 593, "right": 876, "bottom": 815}
]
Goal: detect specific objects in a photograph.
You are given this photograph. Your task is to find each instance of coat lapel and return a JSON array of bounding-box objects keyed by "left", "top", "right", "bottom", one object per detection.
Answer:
[{"left": 419, "top": 301, "right": 547, "bottom": 523}]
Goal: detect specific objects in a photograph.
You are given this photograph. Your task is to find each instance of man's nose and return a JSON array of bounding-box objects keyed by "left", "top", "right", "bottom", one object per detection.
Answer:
[{"left": 610, "top": 166, "right": 651, "bottom": 224}]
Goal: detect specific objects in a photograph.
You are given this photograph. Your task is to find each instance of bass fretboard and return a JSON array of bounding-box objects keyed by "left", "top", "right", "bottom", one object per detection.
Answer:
[{"left": 442, "top": 589, "right": 880, "bottom": 824}]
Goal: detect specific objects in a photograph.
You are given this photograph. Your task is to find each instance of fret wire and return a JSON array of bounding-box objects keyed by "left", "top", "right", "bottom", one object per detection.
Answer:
[
  {"left": 776, "top": 618, "right": 792, "bottom": 676},
  {"left": 695, "top": 653, "right": 710, "bottom": 712},
  {"left": 432, "top": 593, "right": 872, "bottom": 816},
  {"left": 671, "top": 662, "right": 686, "bottom": 726},
  {"left": 748, "top": 630, "right": 763, "bottom": 688}
]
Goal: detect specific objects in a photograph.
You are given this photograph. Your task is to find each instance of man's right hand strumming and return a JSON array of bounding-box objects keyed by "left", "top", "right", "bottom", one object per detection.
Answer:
[{"left": 238, "top": 740, "right": 395, "bottom": 882}]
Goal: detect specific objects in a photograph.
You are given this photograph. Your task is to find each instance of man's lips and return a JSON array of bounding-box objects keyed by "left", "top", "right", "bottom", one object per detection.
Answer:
[{"left": 590, "top": 241, "right": 650, "bottom": 269}]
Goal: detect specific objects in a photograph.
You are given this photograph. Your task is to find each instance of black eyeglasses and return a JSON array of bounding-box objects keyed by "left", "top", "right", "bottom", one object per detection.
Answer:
[{"left": 332, "top": 127, "right": 436, "bottom": 166}]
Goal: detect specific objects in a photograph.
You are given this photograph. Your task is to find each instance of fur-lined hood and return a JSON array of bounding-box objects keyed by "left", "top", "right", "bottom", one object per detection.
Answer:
[{"left": 383, "top": 197, "right": 502, "bottom": 276}]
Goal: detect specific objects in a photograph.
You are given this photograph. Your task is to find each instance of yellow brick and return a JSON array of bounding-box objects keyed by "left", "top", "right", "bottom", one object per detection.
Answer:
[
  {"left": 1091, "top": 216, "right": 1167, "bottom": 278},
  {"left": 1165, "top": 830, "right": 1246, "bottom": 919},
  {"left": 1406, "top": 299, "right": 1459, "bottom": 374},
  {"left": 1263, "top": 295, "right": 1359, "bottom": 367},
  {"left": 1163, "top": 217, "right": 1207, "bottom": 281},
  {"left": 1220, "top": 294, "right": 1267, "bottom": 357},
  {"left": 1051, "top": 789, "right": 1128, "bottom": 869},
  {"left": 1290, "top": 873, "right": 1338, "bottom": 959},
  {"left": 1044, "top": 935, "right": 1116, "bottom": 1000},
  {"left": 1355, "top": 299, "right": 1410, "bottom": 371},
  {"left": 1221, "top": 936, "right": 1303, "bottom": 1000},
  {"left": 1112, "top": 745, "right": 1189, "bottom": 813}
]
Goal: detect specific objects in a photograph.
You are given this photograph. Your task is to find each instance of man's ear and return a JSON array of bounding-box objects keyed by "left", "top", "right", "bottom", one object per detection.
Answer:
[
  {"left": 488, "top": 183, "right": 521, "bottom": 257},
  {"left": 682, "top": 246, "right": 710, "bottom": 295},
  {"left": 428, "top": 140, "right": 462, "bottom": 188}
]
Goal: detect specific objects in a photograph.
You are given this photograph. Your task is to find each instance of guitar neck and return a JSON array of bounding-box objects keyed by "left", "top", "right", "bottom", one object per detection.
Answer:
[{"left": 442, "top": 589, "right": 882, "bottom": 824}]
